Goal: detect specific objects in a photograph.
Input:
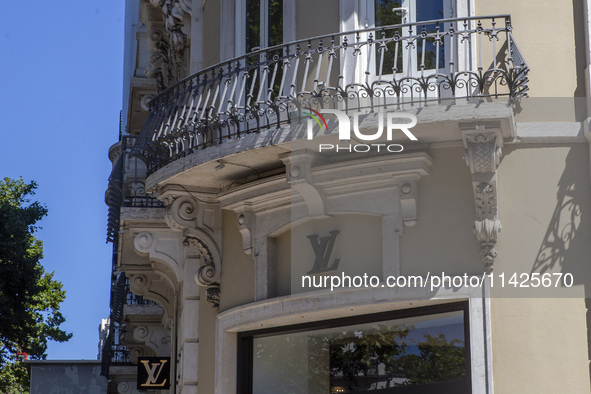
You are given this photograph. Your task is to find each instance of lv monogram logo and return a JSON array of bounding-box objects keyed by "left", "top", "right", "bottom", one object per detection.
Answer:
[
  {"left": 137, "top": 357, "right": 170, "bottom": 389},
  {"left": 307, "top": 230, "right": 340, "bottom": 274}
]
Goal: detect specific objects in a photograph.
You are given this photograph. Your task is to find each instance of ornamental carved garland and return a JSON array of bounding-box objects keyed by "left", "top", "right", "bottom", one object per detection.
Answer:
[
  {"left": 146, "top": 0, "right": 189, "bottom": 91},
  {"left": 184, "top": 236, "right": 221, "bottom": 309}
]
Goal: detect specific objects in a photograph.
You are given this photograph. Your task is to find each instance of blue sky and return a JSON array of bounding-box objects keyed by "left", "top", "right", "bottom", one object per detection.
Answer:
[{"left": 0, "top": 1, "right": 125, "bottom": 359}]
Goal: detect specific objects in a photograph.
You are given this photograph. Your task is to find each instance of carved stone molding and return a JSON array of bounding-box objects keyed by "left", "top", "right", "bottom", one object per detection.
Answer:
[{"left": 461, "top": 126, "right": 503, "bottom": 272}]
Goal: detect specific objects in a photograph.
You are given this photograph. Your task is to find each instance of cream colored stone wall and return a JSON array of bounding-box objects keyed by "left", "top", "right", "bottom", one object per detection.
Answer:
[
  {"left": 218, "top": 210, "right": 255, "bottom": 311},
  {"left": 491, "top": 298, "right": 591, "bottom": 393},
  {"left": 400, "top": 147, "right": 481, "bottom": 276},
  {"left": 275, "top": 214, "right": 383, "bottom": 295},
  {"left": 491, "top": 143, "right": 591, "bottom": 391},
  {"left": 496, "top": 144, "right": 591, "bottom": 286},
  {"left": 476, "top": 0, "right": 584, "bottom": 98},
  {"left": 197, "top": 286, "right": 217, "bottom": 394}
]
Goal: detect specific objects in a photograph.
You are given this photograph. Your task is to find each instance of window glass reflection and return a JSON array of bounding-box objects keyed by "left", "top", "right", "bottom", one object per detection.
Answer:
[{"left": 252, "top": 310, "right": 469, "bottom": 393}]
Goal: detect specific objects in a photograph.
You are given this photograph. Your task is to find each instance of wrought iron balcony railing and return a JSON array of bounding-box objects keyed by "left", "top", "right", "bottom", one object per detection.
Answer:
[
  {"left": 106, "top": 135, "right": 164, "bottom": 244},
  {"left": 133, "top": 15, "right": 528, "bottom": 172}
]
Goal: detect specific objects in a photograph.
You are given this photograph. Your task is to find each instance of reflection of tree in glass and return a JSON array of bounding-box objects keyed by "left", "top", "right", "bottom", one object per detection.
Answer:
[
  {"left": 375, "top": 0, "right": 404, "bottom": 75},
  {"left": 252, "top": 326, "right": 465, "bottom": 392},
  {"left": 398, "top": 333, "right": 466, "bottom": 385},
  {"left": 328, "top": 328, "right": 466, "bottom": 391},
  {"left": 246, "top": 0, "right": 260, "bottom": 54},
  {"left": 375, "top": 1, "right": 446, "bottom": 75},
  {"left": 329, "top": 326, "right": 410, "bottom": 391},
  {"left": 415, "top": 9, "right": 445, "bottom": 71},
  {"left": 245, "top": 0, "right": 284, "bottom": 104}
]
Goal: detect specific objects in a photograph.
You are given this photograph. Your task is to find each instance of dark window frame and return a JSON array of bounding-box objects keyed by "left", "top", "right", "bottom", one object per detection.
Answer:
[{"left": 237, "top": 301, "right": 471, "bottom": 394}]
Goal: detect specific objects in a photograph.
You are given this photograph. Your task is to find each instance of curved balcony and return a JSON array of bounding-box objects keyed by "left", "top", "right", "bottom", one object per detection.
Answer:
[{"left": 133, "top": 15, "right": 528, "bottom": 173}]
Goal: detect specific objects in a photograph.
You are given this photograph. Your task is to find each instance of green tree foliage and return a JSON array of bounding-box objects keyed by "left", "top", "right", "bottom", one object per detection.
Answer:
[{"left": 0, "top": 177, "right": 72, "bottom": 392}]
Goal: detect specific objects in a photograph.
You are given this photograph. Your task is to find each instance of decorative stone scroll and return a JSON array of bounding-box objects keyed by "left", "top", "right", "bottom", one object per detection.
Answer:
[
  {"left": 133, "top": 323, "right": 172, "bottom": 356},
  {"left": 462, "top": 126, "right": 503, "bottom": 272},
  {"left": 163, "top": 192, "right": 222, "bottom": 308},
  {"left": 184, "top": 236, "right": 220, "bottom": 285}
]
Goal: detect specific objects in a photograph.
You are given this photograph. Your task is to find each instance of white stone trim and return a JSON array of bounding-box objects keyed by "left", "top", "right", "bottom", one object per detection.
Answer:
[
  {"left": 189, "top": 0, "right": 204, "bottom": 74},
  {"left": 220, "top": 0, "right": 236, "bottom": 61},
  {"left": 215, "top": 284, "right": 493, "bottom": 393},
  {"left": 516, "top": 121, "right": 587, "bottom": 143}
]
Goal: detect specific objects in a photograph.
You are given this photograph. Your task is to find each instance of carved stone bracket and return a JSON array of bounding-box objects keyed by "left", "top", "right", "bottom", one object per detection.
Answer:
[
  {"left": 462, "top": 126, "right": 503, "bottom": 272},
  {"left": 399, "top": 180, "right": 418, "bottom": 226},
  {"left": 127, "top": 345, "right": 154, "bottom": 365},
  {"left": 163, "top": 194, "right": 218, "bottom": 235},
  {"left": 236, "top": 209, "right": 254, "bottom": 255},
  {"left": 133, "top": 323, "right": 172, "bottom": 355},
  {"left": 280, "top": 151, "right": 328, "bottom": 218},
  {"left": 127, "top": 270, "right": 176, "bottom": 316},
  {"left": 162, "top": 192, "right": 222, "bottom": 309}
]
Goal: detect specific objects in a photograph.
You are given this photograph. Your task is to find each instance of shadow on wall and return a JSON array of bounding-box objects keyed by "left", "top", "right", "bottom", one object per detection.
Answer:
[
  {"left": 528, "top": 146, "right": 591, "bottom": 384},
  {"left": 530, "top": 148, "right": 588, "bottom": 282}
]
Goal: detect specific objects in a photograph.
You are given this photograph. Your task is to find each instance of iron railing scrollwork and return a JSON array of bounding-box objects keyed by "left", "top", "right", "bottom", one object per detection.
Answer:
[{"left": 132, "top": 15, "right": 529, "bottom": 172}]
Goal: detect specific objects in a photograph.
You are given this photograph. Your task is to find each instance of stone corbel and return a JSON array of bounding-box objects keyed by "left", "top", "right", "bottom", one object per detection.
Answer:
[
  {"left": 133, "top": 323, "right": 172, "bottom": 356},
  {"left": 162, "top": 192, "right": 222, "bottom": 308},
  {"left": 236, "top": 208, "right": 254, "bottom": 255},
  {"left": 399, "top": 180, "right": 418, "bottom": 226},
  {"left": 163, "top": 194, "right": 218, "bottom": 236},
  {"left": 127, "top": 345, "right": 155, "bottom": 365},
  {"left": 127, "top": 271, "right": 176, "bottom": 316},
  {"left": 280, "top": 150, "right": 328, "bottom": 218},
  {"left": 461, "top": 126, "right": 503, "bottom": 272}
]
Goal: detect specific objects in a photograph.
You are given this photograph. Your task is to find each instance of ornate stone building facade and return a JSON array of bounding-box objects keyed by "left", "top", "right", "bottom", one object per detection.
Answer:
[{"left": 104, "top": 0, "right": 591, "bottom": 393}]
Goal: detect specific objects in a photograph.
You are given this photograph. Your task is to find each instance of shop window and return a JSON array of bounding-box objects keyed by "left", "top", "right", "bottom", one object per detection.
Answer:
[{"left": 238, "top": 302, "right": 471, "bottom": 393}]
